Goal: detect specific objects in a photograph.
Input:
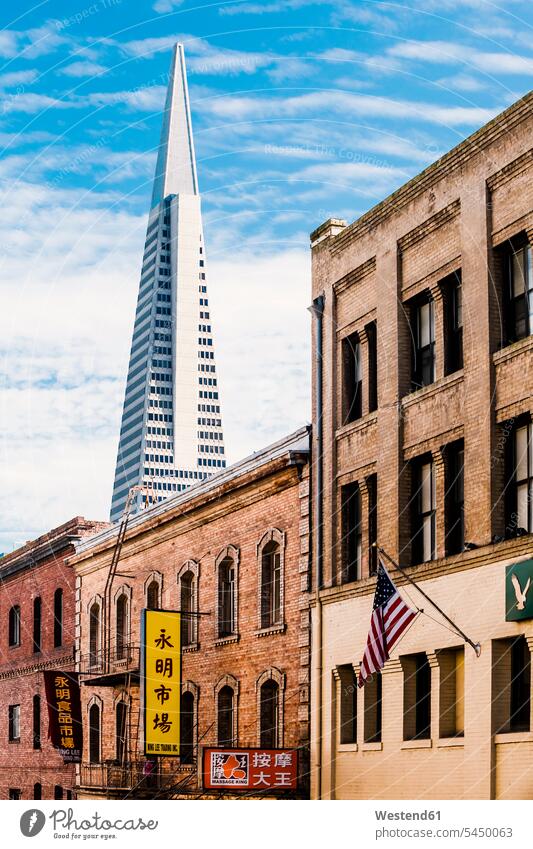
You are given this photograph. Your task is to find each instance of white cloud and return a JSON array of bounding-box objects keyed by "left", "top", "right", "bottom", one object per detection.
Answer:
[
  {"left": 389, "top": 40, "right": 533, "bottom": 75},
  {"left": 153, "top": 0, "right": 187, "bottom": 10},
  {"left": 86, "top": 85, "right": 167, "bottom": 111},
  {"left": 0, "top": 92, "right": 79, "bottom": 114},
  {"left": 60, "top": 61, "right": 108, "bottom": 78},
  {"left": 0, "top": 69, "right": 38, "bottom": 88},
  {"left": 200, "top": 88, "right": 497, "bottom": 127}
]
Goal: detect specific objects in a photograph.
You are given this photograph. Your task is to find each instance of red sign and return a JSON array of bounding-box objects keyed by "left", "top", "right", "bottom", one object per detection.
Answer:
[
  {"left": 43, "top": 671, "right": 83, "bottom": 763},
  {"left": 203, "top": 748, "right": 298, "bottom": 792}
]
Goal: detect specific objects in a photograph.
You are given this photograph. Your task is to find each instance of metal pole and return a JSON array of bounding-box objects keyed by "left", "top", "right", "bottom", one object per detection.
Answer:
[{"left": 375, "top": 544, "right": 481, "bottom": 657}]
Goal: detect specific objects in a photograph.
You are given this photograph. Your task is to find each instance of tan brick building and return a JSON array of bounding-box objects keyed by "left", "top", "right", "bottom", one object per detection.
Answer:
[
  {"left": 71, "top": 427, "right": 310, "bottom": 798},
  {"left": 0, "top": 518, "right": 108, "bottom": 800},
  {"left": 309, "top": 93, "right": 533, "bottom": 799}
]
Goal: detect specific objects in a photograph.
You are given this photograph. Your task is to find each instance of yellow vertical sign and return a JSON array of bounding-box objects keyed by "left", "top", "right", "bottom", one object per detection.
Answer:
[{"left": 143, "top": 609, "right": 181, "bottom": 757}]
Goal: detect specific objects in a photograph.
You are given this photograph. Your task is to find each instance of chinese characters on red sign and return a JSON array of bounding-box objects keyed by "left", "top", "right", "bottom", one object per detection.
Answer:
[
  {"left": 203, "top": 748, "right": 298, "bottom": 791},
  {"left": 43, "top": 671, "right": 83, "bottom": 763}
]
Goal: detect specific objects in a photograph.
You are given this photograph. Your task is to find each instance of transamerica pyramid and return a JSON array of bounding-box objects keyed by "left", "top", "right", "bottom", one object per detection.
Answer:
[{"left": 110, "top": 44, "right": 226, "bottom": 522}]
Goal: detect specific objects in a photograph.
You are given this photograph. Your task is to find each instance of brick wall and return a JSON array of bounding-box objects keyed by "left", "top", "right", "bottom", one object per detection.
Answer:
[{"left": 0, "top": 518, "right": 109, "bottom": 800}]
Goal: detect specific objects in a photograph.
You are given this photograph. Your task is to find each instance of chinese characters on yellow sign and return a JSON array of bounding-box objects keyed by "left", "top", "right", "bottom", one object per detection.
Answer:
[{"left": 142, "top": 609, "right": 181, "bottom": 756}]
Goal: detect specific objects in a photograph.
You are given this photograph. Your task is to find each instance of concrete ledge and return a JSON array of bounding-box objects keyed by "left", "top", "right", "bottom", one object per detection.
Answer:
[{"left": 401, "top": 738, "right": 432, "bottom": 750}]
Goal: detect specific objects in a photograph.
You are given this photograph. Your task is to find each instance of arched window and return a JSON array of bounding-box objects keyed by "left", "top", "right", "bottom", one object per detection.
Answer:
[
  {"left": 33, "top": 694, "right": 41, "bottom": 750},
  {"left": 53, "top": 588, "right": 63, "bottom": 647},
  {"left": 180, "top": 571, "right": 195, "bottom": 646},
  {"left": 89, "top": 703, "right": 101, "bottom": 763},
  {"left": 8, "top": 605, "right": 21, "bottom": 647},
  {"left": 146, "top": 581, "right": 160, "bottom": 610},
  {"left": 33, "top": 783, "right": 42, "bottom": 800},
  {"left": 261, "top": 542, "right": 281, "bottom": 628},
  {"left": 89, "top": 602, "right": 100, "bottom": 669},
  {"left": 33, "top": 597, "right": 41, "bottom": 653},
  {"left": 256, "top": 668, "right": 285, "bottom": 748},
  {"left": 180, "top": 691, "right": 195, "bottom": 763},
  {"left": 115, "top": 701, "right": 128, "bottom": 764},
  {"left": 218, "top": 559, "right": 235, "bottom": 637},
  {"left": 115, "top": 594, "right": 128, "bottom": 660},
  {"left": 217, "top": 685, "right": 235, "bottom": 747},
  {"left": 259, "top": 680, "right": 279, "bottom": 748}
]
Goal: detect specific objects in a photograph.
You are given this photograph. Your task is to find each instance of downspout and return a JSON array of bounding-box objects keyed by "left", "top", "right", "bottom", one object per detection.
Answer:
[{"left": 309, "top": 294, "right": 324, "bottom": 799}]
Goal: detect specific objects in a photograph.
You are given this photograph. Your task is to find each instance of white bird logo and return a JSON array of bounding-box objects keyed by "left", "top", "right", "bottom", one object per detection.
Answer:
[{"left": 511, "top": 573, "right": 531, "bottom": 610}]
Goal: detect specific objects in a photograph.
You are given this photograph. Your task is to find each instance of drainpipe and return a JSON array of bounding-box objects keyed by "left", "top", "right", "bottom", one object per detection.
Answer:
[{"left": 309, "top": 294, "right": 324, "bottom": 799}]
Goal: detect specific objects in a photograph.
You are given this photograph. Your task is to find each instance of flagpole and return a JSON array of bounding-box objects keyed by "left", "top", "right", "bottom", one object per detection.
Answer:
[{"left": 375, "top": 544, "right": 481, "bottom": 657}]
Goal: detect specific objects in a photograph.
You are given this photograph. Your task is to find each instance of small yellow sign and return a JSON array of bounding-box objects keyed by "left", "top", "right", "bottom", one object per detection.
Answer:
[{"left": 143, "top": 609, "right": 181, "bottom": 757}]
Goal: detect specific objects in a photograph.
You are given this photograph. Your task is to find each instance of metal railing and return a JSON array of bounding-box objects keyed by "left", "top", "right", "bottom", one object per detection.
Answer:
[
  {"left": 78, "top": 643, "right": 140, "bottom": 676},
  {"left": 79, "top": 760, "right": 196, "bottom": 793}
]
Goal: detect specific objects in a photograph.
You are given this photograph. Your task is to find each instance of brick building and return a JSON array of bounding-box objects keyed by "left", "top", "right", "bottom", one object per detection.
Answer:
[
  {"left": 71, "top": 427, "right": 310, "bottom": 798},
  {"left": 0, "top": 518, "right": 109, "bottom": 800},
  {"left": 309, "top": 93, "right": 533, "bottom": 799}
]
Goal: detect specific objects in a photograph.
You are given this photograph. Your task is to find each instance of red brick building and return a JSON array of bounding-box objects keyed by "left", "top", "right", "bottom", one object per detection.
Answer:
[
  {"left": 71, "top": 427, "right": 310, "bottom": 798},
  {"left": 0, "top": 518, "right": 109, "bottom": 800}
]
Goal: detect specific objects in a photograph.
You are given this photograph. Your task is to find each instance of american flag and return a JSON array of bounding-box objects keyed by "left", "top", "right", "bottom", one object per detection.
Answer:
[{"left": 358, "top": 559, "right": 418, "bottom": 688}]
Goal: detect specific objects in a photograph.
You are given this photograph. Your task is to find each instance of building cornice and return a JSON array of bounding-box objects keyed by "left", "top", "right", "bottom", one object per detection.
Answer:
[
  {"left": 318, "top": 93, "right": 532, "bottom": 256},
  {"left": 71, "top": 460, "right": 306, "bottom": 576},
  {"left": 311, "top": 536, "right": 533, "bottom": 607}
]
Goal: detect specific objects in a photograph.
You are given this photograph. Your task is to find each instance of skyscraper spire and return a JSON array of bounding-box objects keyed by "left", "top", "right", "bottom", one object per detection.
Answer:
[
  {"left": 110, "top": 44, "right": 226, "bottom": 523},
  {"left": 151, "top": 43, "right": 198, "bottom": 206}
]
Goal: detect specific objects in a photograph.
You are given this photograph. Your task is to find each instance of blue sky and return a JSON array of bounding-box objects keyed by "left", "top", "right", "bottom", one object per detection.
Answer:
[{"left": 0, "top": 0, "right": 532, "bottom": 551}]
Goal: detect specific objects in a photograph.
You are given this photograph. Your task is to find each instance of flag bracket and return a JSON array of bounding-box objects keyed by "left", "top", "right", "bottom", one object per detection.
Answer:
[{"left": 374, "top": 544, "right": 481, "bottom": 657}]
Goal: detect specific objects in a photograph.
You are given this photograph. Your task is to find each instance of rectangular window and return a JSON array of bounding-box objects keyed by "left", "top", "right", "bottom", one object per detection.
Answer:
[
  {"left": 411, "top": 295, "right": 435, "bottom": 390},
  {"left": 9, "top": 789, "right": 21, "bottom": 800},
  {"left": 367, "top": 474, "right": 378, "bottom": 575},
  {"left": 492, "top": 636, "right": 531, "bottom": 733},
  {"left": 341, "top": 483, "right": 361, "bottom": 583},
  {"left": 505, "top": 419, "right": 533, "bottom": 537},
  {"left": 364, "top": 672, "right": 382, "bottom": 743},
  {"left": 506, "top": 242, "right": 533, "bottom": 343},
  {"left": 9, "top": 704, "right": 20, "bottom": 742},
  {"left": 444, "top": 271, "right": 463, "bottom": 374},
  {"left": 402, "top": 653, "right": 431, "bottom": 740},
  {"left": 438, "top": 648, "right": 464, "bottom": 738},
  {"left": 411, "top": 458, "right": 436, "bottom": 564},
  {"left": 445, "top": 441, "right": 464, "bottom": 555},
  {"left": 8, "top": 605, "right": 21, "bottom": 647},
  {"left": 342, "top": 332, "right": 362, "bottom": 423},
  {"left": 366, "top": 320, "right": 378, "bottom": 412},
  {"left": 337, "top": 665, "right": 357, "bottom": 744}
]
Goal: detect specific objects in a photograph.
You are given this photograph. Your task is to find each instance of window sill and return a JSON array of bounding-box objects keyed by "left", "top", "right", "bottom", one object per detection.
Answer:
[
  {"left": 336, "top": 410, "right": 378, "bottom": 440},
  {"left": 182, "top": 643, "right": 200, "bottom": 653},
  {"left": 337, "top": 743, "right": 358, "bottom": 752},
  {"left": 214, "top": 635, "right": 239, "bottom": 647},
  {"left": 8, "top": 740, "right": 20, "bottom": 744},
  {"left": 401, "top": 738, "right": 432, "bottom": 750},
  {"left": 493, "top": 334, "right": 533, "bottom": 365},
  {"left": 494, "top": 731, "right": 533, "bottom": 745},
  {"left": 437, "top": 737, "right": 464, "bottom": 748},
  {"left": 361, "top": 741, "right": 382, "bottom": 751},
  {"left": 255, "top": 624, "right": 286, "bottom": 638},
  {"left": 401, "top": 370, "right": 463, "bottom": 408}
]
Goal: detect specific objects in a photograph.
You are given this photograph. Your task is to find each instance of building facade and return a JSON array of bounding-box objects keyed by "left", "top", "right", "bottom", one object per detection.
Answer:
[
  {"left": 0, "top": 518, "right": 108, "bottom": 800},
  {"left": 72, "top": 428, "right": 311, "bottom": 798},
  {"left": 111, "top": 43, "right": 226, "bottom": 523},
  {"left": 309, "top": 93, "right": 533, "bottom": 799}
]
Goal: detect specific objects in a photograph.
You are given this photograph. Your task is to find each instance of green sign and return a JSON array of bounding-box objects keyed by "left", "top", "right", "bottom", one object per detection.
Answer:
[{"left": 506, "top": 559, "right": 533, "bottom": 621}]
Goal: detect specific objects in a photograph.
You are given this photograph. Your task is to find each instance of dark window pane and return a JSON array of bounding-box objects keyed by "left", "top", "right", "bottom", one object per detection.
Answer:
[
  {"left": 260, "top": 680, "right": 279, "bottom": 748},
  {"left": 217, "top": 686, "right": 234, "bottom": 746}
]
